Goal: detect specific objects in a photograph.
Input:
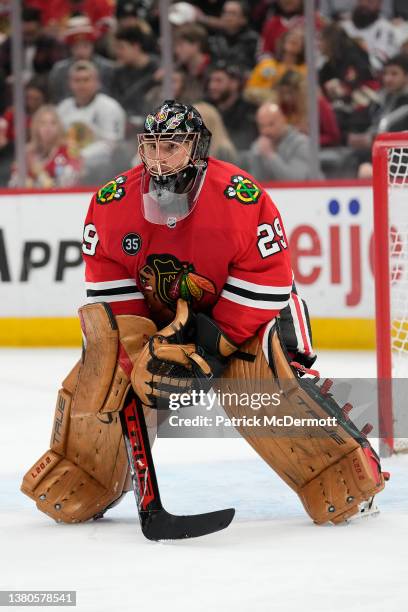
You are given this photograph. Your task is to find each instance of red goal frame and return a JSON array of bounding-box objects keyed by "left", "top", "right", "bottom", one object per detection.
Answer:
[{"left": 372, "top": 132, "right": 408, "bottom": 454}]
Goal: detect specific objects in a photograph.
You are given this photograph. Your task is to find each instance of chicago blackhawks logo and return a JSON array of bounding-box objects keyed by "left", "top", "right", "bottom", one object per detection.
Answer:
[
  {"left": 139, "top": 254, "right": 216, "bottom": 324},
  {"left": 224, "top": 175, "right": 261, "bottom": 205},
  {"left": 96, "top": 175, "right": 127, "bottom": 204}
]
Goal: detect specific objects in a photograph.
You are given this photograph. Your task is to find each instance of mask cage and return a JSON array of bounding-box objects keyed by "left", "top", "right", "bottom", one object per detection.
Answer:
[{"left": 138, "top": 132, "right": 200, "bottom": 176}]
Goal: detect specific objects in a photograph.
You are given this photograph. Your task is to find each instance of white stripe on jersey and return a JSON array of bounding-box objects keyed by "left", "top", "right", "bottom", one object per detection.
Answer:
[
  {"left": 225, "top": 275, "right": 292, "bottom": 294},
  {"left": 220, "top": 289, "right": 290, "bottom": 310},
  {"left": 85, "top": 279, "right": 137, "bottom": 290},
  {"left": 87, "top": 293, "right": 144, "bottom": 304}
]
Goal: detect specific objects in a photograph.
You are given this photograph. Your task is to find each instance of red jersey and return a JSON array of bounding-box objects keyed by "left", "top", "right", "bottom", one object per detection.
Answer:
[
  {"left": 27, "top": 0, "right": 113, "bottom": 29},
  {"left": 82, "top": 158, "right": 293, "bottom": 345}
]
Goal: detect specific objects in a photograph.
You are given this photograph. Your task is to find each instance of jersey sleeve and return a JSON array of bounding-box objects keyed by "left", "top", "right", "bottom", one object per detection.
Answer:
[
  {"left": 82, "top": 195, "right": 149, "bottom": 317},
  {"left": 212, "top": 191, "right": 293, "bottom": 345}
]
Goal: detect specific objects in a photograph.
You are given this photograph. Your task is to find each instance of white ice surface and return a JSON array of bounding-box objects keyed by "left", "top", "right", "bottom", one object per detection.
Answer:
[{"left": 1, "top": 349, "right": 407, "bottom": 612}]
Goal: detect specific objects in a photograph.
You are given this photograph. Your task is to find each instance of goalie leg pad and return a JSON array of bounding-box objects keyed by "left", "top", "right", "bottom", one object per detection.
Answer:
[
  {"left": 21, "top": 303, "right": 157, "bottom": 523},
  {"left": 217, "top": 322, "right": 386, "bottom": 525}
]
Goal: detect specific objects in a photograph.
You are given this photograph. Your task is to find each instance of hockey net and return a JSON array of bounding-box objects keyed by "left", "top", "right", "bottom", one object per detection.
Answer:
[{"left": 373, "top": 134, "right": 408, "bottom": 454}]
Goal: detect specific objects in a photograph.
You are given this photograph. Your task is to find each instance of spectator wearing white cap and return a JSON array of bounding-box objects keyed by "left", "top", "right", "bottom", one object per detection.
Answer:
[{"left": 48, "top": 17, "right": 115, "bottom": 104}]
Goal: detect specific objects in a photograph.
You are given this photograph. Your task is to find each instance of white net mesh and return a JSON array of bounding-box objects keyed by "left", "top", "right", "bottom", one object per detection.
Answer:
[{"left": 387, "top": 147, "right": 408, "bottom": 451}]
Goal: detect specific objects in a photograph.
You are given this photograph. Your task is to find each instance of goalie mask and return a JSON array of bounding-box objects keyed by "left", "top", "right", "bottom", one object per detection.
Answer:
[{"left": 138, "top": 100, "right": 211, "bottom": 226}]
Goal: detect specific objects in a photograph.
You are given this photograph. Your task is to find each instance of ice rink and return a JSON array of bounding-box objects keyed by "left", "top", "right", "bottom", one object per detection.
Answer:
[{"left": 1, "top": 349, "right": 408, "bottom": 612}]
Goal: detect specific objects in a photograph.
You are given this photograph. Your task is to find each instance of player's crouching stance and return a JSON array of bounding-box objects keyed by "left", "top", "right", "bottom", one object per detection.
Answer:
[{"left": 21, "top": 101, "right": 387, "bottom": 533}]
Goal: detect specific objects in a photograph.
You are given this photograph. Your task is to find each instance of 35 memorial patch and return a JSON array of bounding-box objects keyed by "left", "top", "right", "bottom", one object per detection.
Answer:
[
  {"left": 224, "top": 175, "right": 261, "bottom": 205},
  {"left": 96, "top": 175, "right": 127, "bottom": 204}
]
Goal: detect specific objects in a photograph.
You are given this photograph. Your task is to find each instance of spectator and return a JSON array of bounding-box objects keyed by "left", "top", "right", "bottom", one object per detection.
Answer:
[
  {"left": 208, "top": 1, "right": 259, "bottom": 71},
  {"left": 174, "top": 24, "right": 211, "bottom": 99},
  {"left": 57, "top": 61, "right": 125, "bottom": 177},
  {"left": 48, "top": 16, "right": 115, "bottom": 104},
  {"left": 2, "top": 76, "right": 48, "bottom": 142},
  {"left": 194, "top": 101, "right": 238, "bottom": 164},
  {"left": 206, "top": 63, "right": 258, "bottom": 151},
  {"left": 347, "top": 54, "right": 408, "bottom": 167},
  {"left": 341, "top": 0, "right": 399, "bottom": 71},
  {"left": 276, "top": 70, "right": 341, "bottom": 147},
  {"left": 9, "top": 105, "right": 80, "bottom": 188},
  {"left": 261, "top": 0, "right": 325, "bottom": 56},
  {"left": 245, "top": 27, "right": 306, "bottom": 104},
  {"left": 0, "top": 117, "right": 14, "bottom": 187},
  {"left": 243, "top": 102, "right": 320, "bottom": 181},
  {"left": 0, "top": 6, "right": 65, "bottom": 81},
  {"left": 371, "top": 53, "right": 408, "bottom": 132},
  {"left": 111, "top": 25, "right": 159, "bottom": 119},
  {"left": 319, "top": 23, "right": 379, "bottom": 137}
]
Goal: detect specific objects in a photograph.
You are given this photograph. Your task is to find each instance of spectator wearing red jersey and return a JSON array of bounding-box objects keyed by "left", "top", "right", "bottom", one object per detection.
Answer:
[
  {"left": 9, "top": 105, "right": 81, "bottom": 188},
  {"left": 261, "top": 0, "right": 324, "bottom": 56},
  {"left": 276, "top": 70, "right": 341, "bottom": 147}
]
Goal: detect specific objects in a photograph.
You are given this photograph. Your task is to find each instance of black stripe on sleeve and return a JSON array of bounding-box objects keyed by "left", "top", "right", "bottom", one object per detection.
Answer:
[
  {"left": 86, "top": 285, "right": 140, "bottom": 297},
  {"left": 223, "top": 283, "right": 290, "bottom": 302}
]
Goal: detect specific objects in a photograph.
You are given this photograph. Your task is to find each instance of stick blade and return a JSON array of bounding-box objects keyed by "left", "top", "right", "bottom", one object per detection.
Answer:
[{"left": 141, "top": 507, "right": 235, "bottom": 541}]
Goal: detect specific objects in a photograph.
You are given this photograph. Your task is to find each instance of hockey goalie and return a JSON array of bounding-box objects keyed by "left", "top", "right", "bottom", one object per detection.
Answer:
[{"left": 21, "top": 101, "right": 388, "bottom": 534}]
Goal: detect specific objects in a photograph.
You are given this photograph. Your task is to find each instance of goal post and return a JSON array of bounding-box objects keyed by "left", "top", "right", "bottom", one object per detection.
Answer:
[{"left": 372, "top": 133, "right": 408, "bottom": 455}]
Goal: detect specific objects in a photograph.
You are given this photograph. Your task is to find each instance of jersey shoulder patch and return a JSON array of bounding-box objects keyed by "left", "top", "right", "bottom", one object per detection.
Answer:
[
  {"left": 224, "top": 174, "right": 262, "bottom": 205},
  {"left": 95, "top": 174, "right": 128, "bottom": 205}
]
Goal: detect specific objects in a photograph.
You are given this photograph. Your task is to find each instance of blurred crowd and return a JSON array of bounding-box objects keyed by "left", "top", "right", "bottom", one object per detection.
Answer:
[{"left": 1, "top": 0, "right": 408, "bottom": 187}]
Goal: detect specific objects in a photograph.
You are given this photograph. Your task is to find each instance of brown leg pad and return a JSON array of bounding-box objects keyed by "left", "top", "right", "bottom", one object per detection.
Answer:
[
  {"left": 21, "top": 304, "right": 158, "bottom": 523},
  {"left": 219, "top": 327, "right": 386, "bottom": 525}
]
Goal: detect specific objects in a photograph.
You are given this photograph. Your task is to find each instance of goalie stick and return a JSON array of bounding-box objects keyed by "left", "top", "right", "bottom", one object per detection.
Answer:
[{"left": 120, "top": 392, "right": 235, "bottom": 541}]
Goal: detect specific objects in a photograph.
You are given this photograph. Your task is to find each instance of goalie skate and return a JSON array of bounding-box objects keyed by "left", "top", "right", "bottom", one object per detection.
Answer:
[{"left": 346, "top": 496, "right": 380, "bottom": 522}]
